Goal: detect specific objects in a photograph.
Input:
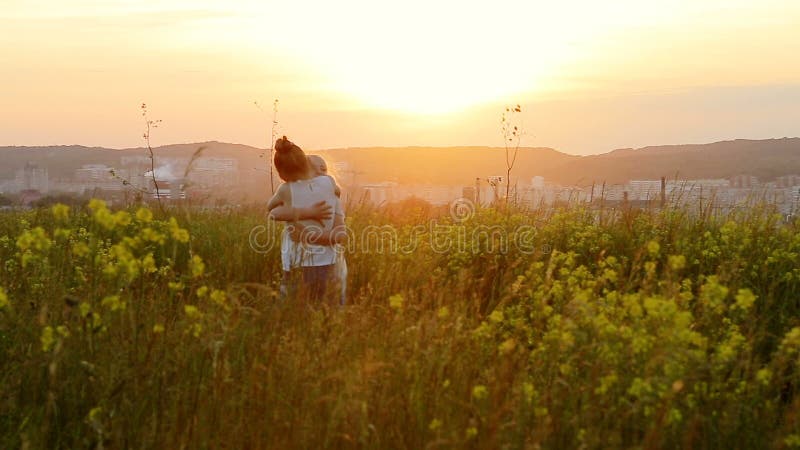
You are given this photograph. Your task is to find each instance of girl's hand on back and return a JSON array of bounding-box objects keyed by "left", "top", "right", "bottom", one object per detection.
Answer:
[
  {"left": 300, "top": 201, "right": 333, "bottom": 224},
  {"left": 269, "top": 201, "right": 332, "bottom": 226}
]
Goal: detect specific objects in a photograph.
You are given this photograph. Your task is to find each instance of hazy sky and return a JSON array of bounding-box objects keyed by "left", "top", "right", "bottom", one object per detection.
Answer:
[{"left": 1, "top": 0, "right": 799, "bottom": 154}]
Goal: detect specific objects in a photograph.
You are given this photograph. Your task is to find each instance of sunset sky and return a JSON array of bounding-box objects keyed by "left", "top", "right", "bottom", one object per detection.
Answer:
[{"left": 1, "top": 0, "right": 799, "bottom": 154}]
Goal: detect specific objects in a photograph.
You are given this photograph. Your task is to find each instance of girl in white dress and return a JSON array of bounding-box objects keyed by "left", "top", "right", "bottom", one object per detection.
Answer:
[{"left": 267, "top": 137, "right": 345, "bottom": 303}]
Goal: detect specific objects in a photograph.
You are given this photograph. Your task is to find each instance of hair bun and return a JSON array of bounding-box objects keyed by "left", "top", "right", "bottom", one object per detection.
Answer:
[{"left": 275, "top": 136, "right": 292, "bottom": 153}]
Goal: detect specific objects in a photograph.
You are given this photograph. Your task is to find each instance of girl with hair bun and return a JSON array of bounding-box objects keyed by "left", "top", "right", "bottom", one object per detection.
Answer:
[{"left": 267, "top": 136, "right": 346, "bottom": 304}]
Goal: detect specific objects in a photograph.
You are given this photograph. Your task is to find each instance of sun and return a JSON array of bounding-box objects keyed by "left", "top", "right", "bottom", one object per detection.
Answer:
[
  {"left": 326, "top": 52, "right": 550, "bottom": 115},
  {"left": 226, "top": 0, "right": 584, "bottom": 116}
]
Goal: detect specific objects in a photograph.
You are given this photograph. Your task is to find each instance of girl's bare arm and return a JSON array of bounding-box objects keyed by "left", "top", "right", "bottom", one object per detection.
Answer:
[
  {"left": 289, "top": 212, "right": 346, "bottom": 246},
  {"left": 270, "top": 202, "right": 332, "bottom": 222}
]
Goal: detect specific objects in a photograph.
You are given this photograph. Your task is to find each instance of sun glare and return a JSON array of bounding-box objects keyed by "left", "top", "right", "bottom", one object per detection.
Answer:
[
  {"left": 324, "top": 43, "right": 559, "bottom": 115},
  {"left": 211, "top": 0, "right": 596, "bottom": 115}
]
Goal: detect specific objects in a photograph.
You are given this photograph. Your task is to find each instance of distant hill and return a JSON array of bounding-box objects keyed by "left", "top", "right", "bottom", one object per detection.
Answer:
[
  {"left": 317, "top": 146, "right": 578, "bottom": 185},
  {"left": 1, "top": 138, "right": 799, "bottom": 191},
  {"left": 539, "top": 138, "right": 800, "bottom": 185},
  {"left": 0, "top": 142, "right": 265, "bottom": 180}
]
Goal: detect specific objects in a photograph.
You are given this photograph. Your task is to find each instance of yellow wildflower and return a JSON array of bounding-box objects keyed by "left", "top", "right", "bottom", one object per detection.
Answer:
[
  {"left": 428, "top": 418, "right": 442, "bottom": 431},
  {"left": 210, "top": 289, "right": 227, "bottom": 307},
  {"left": 389, "top": 294, "right": 404, "bottom": 310},
  {"left": 646, "top": 240, "right": 660, "bottom": 256},
  {"left": 88, "top": 199, "right": 116, "bottom": 230},
  {"left": 595, "top": 374, "right": 618, "bottom": 395},
  {"left": 88, "top": 198, "right": 107, "bottom": 213},
  {"left": 196, "top": 286, "right": 209, "bottom": 298},
  {"left": 734, "top": 288, "right": 757, "bottom": 311},
  {"left": 488, "top": 309, "right": 504, "bottom": 323},
  {"left": 668, "top": 254, "right": 686, "bottom": 271},
  {"left": 667, "top": 408, "right": 683, "bottom": 425},
  {"left": 87, "top": 406, "right": 103, "bottom": 423},
  {"left": 135, "top": 207, "right": 153, "bottom": 223},
  {"left": 168, "top": 217, "right": 190, "bottom": 243},
  {"left": 51, "top": 203, "right": 70, "bottom": 221},
  {"left": 437, "top": 306, "right": 450, "bottom": 318},
  {"left": 16, "top": 227, "right": 52, "bottom": 252},
  {"left": 72, "top": 242, "right": 90, "bottom": 258},
  {"left": 498, "top": 338, "right": 516, "bottom": 355},
  {"left": 189, "top": 255, "right": 205, "bottom": 278},
  {"left": 91, "top": 312, "right": 103, "bottom": 329},
  {"left": 41, "top": 326, "right": 55, "bottom": 352},
  {"left": 785, "top": 435, "right": 800, "bottom": 448},
  {"left": 54, "top": 228, "right": 71, "bottom": 240},
  {"left": 188, "top": 323, "right": 203, "bottom": 338},
  {"left": 184, "top": 304, "right": 202, "bottom": 319},
  {"left": 465, "top": 427, "right": 478, "bottom": 439},
  {"left": 113, "top": 211, "right": 132, "bottom": 227},
  {"left": 141, "top": 253, "right": 156, "bottom": 273},
  {"left": 0, "top": 287, "right": 8, "bottom": 309},
  {"left": 756, "top": 368, "right": 772, "bottom": 386},
  {"left": 101, "top": 295, "right": 126, "bottom": 312},
  {"left": 523, "top": 382, "right": 535, "bottom": 403},
  {"left": 472, "top": 385, "right": 488, "bottom": 400},
  {"left": 140, "top": 227, "right": 165, "bottom": 245},
  {"left": 152, "top": 323, "right": 165, "bottom": 334}
]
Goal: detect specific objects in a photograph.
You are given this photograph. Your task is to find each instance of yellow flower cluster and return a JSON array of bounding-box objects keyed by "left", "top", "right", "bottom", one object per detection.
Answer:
[
  {"left": 190, "top": 255, "right": 205, "bottom": 278},
  {"left": 101, "top": 295, "right": 126, "bottom": 312},
  {"left": 472, "top": 385, "right": 488, "bottom": 400},
  {"left": 40, "top": 326, "right": 55, "bottom": 352},
  {"left": 88, "top": 199, "right": 131, "bottom": 230},
  {"left": 168, "top": 217, "right": 190, "bottom": 243},
  {"left": 16, "top": 227, "right": 52, "bottom": 252},
  {"left": 51, "top": 203, "right": 70, "bottom": 222},
  {"left": 184, "top": 304, "right": 204, "bottom": 338},
  {"left": 389, "top": 294, "right": 404, "bottom": 310}
]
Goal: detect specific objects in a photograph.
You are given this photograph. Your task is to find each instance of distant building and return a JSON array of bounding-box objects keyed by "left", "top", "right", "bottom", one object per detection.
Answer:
[
  {"left": 189, "top": 157, "right": 238, "bottom": 188},
  {"left": 601, "top": 184, "right": 627, "bottom": 202},
  {"left": 462, "top": 186, "right": 476, "bottom": 204},
  {"left": 360, "top": 182, "right": 397, "bottom": 205},
  {"left": 730, "top": 174, "right": 759, "bottom": 188},
  {"left": 776, "top": 175, "right": 800, "bottom": 188},
  {"left": 629, "top": 180, "right": 662, "bottom": 201},
  {"left": 72, "top": 164, "right": 127, "bottom": 193},
  {"left": 332, "top": 161, "right": 350, "bottom": 174},
  {"left": 148, "top": 178, "right": 186, "bottom": 200},
  {"left": 692, "top": 179, "right": 731, "bottom": 188},
  {"left": 194, "top": 157, "right": 237, "bottom": 172},
  {"left": 15, "top": 163, "right": 49, "bottom": 193},
  {"left": 75, "top": 164, "right": 113, "bottom": 182}
]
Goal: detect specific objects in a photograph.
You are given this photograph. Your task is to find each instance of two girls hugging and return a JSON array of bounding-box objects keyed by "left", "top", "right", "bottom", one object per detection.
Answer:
[{"left": 267, "top": 136, "right": 347, "bottom": 305}]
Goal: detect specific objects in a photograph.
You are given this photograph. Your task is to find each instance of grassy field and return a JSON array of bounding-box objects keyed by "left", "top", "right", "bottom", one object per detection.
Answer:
[{"left": 2, "top": 199, "right": 800, "bottom": 449}]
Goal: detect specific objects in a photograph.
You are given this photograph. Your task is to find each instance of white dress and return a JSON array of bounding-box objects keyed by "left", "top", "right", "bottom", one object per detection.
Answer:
[{"left": 280, "top": 176, "right": 340, "bottom": 270}]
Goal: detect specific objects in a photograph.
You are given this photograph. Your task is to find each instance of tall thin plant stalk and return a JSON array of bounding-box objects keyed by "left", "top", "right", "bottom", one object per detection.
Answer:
[
  {"left": 501, "top": 104, "right": 522, "bottom": 206},
  {"left": 270, "top": 99, "right": 279, "bottom": 194},
  {"left": 255, "top": 99, "right": 280, "bottom": 194},
  {"left": 141, "top": 103, "right": 165, "bottom": 214}
]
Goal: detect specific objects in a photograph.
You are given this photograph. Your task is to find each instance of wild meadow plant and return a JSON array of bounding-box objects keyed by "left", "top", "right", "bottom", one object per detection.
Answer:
[{"left": 1, "top": 199, "right": 800, "bottom": 448}]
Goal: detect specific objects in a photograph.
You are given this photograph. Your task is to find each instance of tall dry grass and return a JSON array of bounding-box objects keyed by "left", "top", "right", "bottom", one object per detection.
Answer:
[{"left": 1, "top": 199, "right": 800, "bottom": 449}]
